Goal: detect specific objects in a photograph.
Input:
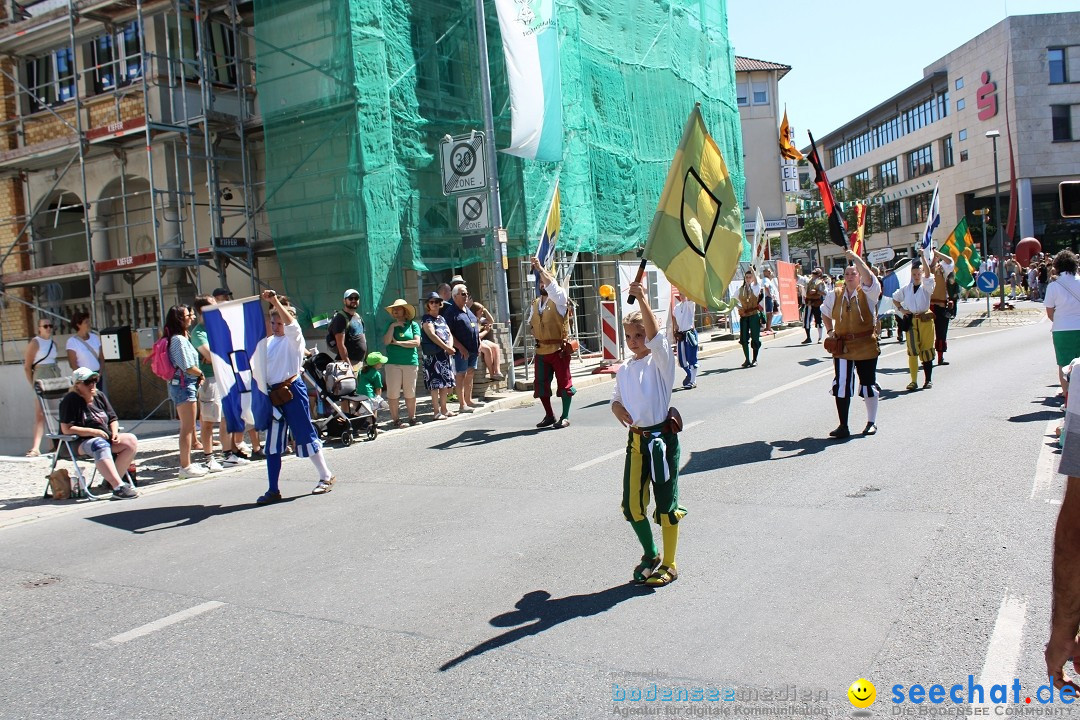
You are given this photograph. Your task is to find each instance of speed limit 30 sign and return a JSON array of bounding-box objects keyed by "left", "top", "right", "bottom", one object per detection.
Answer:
[{"left": 440, "top": 132, "right": 488, "bottom": 195}]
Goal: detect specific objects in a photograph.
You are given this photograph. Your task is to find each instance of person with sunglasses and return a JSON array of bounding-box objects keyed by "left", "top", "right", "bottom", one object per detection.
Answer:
[
  {"left": 24, "top": 317, "right": 60, "bottom": 456},
  {"left": 419, "top": 292, "right": 457, "bottom": 420},
  {"left": 58, "top": 367, "right": 138, "bottom": 499},
  {"left": 442, "top": 284, "right": 484, "bottom": 414}
]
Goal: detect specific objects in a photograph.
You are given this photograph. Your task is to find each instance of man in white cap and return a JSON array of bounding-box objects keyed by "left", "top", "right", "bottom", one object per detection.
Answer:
[
  {"left": 59, "top": 367, "right": 139, "bottom": 499},
  {"left": 327, "top": 288, "right": 367, "bottom": 372}
]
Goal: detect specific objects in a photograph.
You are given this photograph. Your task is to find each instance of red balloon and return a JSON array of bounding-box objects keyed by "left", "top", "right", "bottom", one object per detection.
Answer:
[{"left": 1016, "top": 237, "right": 1042, "bottom": 267}]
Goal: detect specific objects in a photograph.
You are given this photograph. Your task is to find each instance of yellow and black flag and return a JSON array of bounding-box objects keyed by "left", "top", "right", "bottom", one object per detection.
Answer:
[
  {"left": 643, "top": 105, "right": 743, "bottom": 310},
  {"left": 779, "top": 108, "right": 804, "bottom": 161}
]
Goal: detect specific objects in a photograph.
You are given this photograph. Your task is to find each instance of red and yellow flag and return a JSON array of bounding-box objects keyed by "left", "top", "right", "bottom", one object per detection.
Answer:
[
  {"left": 779, "top": 109, "right": 804, "bottom": 161},
  {"left": 850, "top": 203, "right": 867, "bottom": 256}
]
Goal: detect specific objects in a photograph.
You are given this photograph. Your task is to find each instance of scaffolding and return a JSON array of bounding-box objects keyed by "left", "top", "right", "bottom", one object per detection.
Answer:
[{"left": 0, "top": 0, "right": 267, "bottom": 366}]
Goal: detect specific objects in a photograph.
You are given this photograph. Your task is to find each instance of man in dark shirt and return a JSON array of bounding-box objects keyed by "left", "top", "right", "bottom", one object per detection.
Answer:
[
  {"left": 441, "top": 284, "right": 484, "bottom": 414},
  {"left": 58, "top": 367, "right": 138, "bottom": 499},
  {"left": 328, "top": 288, "right": 368, "bottom": 371}
]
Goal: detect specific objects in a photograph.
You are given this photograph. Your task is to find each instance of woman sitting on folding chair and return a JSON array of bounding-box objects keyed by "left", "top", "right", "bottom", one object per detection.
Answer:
[{"left": 58, "top": 367, "right": 139, "bottom": 499}]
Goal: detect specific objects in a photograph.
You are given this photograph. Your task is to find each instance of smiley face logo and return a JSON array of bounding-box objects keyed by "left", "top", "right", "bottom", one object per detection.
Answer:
[{"left": 848, "top": 679, "right": 876, "bottom": 708}]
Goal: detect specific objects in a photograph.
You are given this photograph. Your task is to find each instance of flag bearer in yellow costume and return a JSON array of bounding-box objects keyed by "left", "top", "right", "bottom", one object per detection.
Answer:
[
  {"left": 736, "top": 267, "right": 764, "bottom": 368},
  {"left": 892, "top": 257, "right": 936, "bottom": 391},
  {"left": 611, "top": 280, "right": 685, "bottom": 587},
  {"left": 929, "top": 249, "right": 955, "bottom": 366},
  {"left": 529, "top": 256, "right": 575, "bottom": 429},
  {"left": 822, "top": 249, "right": 882, "bottom": 439}
]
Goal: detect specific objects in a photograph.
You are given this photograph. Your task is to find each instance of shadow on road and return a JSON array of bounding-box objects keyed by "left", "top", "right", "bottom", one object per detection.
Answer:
[
  {"left": 1008, "top": 410, "right": 1063, "bottom": 423},
  {"left": 87, "top": 499, "right": 302, "bottom": 533},
  {"left": 429, "top": 427, "right": 542, "bottom": 450},
  {"left": 680, "top": 435, "right": 855, "bottom": 474},
  {"left": 440, "top": 584, "right": 654, "bottom": 671}
]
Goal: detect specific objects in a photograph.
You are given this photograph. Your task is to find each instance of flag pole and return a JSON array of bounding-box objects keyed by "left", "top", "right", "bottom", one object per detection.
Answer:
[{"left": 474, "top": 0, "right": 514, "bottom": 388}]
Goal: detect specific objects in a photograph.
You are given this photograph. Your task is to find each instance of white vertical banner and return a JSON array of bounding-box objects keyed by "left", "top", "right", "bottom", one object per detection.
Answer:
[{"left": 493, "top": 0, "right": 563, "bottom": 161}]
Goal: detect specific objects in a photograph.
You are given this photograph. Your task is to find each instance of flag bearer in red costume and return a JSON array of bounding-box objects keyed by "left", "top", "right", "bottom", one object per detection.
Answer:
[{"left": 529, "top": 257, "right": 575, "bottom": 429}]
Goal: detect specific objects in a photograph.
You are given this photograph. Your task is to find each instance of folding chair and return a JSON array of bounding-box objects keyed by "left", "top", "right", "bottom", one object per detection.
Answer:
[{"left": 35, "top": 378, "right": 133, "bottom": 501}]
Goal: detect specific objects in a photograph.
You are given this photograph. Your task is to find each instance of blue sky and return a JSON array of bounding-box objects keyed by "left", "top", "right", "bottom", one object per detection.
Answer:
[{"left": 727, "top": 0, "right": 1078, "bottom": 141}]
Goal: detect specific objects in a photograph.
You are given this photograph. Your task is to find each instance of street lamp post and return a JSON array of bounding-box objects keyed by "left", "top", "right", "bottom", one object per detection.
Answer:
[
  {"left": 986, "top": 130, "right": 1005, "bottom": 311},
  {"left": 974, "top": 207, "right": 991, "bottom": 315}
]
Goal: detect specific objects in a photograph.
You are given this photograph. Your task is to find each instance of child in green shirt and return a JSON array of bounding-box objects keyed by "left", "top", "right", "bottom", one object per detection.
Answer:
[{"left": 356, "top": 352, "right": 389, "bottom": 416}]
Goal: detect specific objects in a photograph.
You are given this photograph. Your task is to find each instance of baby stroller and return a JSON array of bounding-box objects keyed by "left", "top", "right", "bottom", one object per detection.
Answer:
[{"left": 302, "top": 352, "right": 378, "bottom": 446}]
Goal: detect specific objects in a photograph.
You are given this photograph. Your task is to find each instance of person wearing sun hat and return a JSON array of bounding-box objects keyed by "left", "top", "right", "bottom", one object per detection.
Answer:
[
  {"left": 382, "top": 298, "right": 422, "bottom": 428},
  {"left": 419, "top": 291, "right": 457, "bottom": 419}
]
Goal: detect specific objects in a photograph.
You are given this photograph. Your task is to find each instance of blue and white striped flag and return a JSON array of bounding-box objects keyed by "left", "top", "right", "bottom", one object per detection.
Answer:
[
  {"left": 202, "top": 297, "right": 271, "bottom": 433},
  {"left": 920, "top": 182, "right": 940, "bottom": 265}
]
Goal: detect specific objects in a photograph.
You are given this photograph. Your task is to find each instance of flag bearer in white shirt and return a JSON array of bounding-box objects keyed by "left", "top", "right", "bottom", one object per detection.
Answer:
[
  {"left": 611, "top": 280, "right": 686, "bottom": 588},
  {"left": 892, "top": 259, "right": 936, "bottom": 391},
  {"left": 671, "top": 288, "right": 698, "bottom": 389}
]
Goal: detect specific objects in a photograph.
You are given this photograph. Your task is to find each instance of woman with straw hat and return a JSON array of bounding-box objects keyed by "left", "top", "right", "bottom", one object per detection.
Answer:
[{"left": 383, "top": 298, "right": 422, "bottom": 427}]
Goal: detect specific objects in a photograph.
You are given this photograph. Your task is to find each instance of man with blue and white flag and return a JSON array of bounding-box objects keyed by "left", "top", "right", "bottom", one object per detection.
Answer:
[{"left": 202, "top": 296, "right": 273, "bottom": 442}]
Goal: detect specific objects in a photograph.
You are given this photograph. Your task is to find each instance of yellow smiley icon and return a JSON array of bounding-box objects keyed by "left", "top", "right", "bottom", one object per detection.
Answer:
[{"left": 848, "top": 678, "right": 876, "bottom": 708}]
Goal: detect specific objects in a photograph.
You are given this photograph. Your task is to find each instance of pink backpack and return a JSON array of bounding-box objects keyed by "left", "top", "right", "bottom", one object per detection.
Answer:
[{"left": 148, "top": 335, "right": 175, "bottom": 381}]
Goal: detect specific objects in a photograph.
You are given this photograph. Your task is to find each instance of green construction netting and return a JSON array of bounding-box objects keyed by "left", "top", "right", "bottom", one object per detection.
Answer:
[{"left": 252, "top": 0, "right": 744, "bottom": 335}]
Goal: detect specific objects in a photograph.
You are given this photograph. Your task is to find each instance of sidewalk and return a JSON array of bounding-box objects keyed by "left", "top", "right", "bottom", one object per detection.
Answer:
[{"left": 0, "top": 323, "right": 804, "bottom": 529}]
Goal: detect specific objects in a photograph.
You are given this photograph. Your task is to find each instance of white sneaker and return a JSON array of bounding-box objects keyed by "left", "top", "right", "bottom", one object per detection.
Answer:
[
  {"left": 178, "top": 464, "right": 208, "bottom": 479},
  {"left": 236, "top": 442, "right": 252, "bottom": 455},
  {"left": 205, "top": 458, "right": 224, "bottom": 473},
  {"left": 221, "top": 453, "right": 251, "bottom": 467}
]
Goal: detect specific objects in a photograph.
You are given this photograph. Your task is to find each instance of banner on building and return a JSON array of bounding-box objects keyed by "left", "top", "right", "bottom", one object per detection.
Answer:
[{"left": 494, "top": 0, "right": 563, "bottom": 162}]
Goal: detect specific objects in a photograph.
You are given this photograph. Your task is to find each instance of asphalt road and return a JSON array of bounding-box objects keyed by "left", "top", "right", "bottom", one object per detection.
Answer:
[{"left": 0, "top": 307, "right": 1067, "bottom": 719}]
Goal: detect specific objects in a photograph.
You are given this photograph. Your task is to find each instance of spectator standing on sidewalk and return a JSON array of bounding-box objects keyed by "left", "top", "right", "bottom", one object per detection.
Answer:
[
  {"left": 382, "top": 298, "right": 422, "bottom": 428},
  {"left": 165, "top": 305, "right": 209, "bottom": 479},
  {"left": 66, "top": 310, "right": 104, "bottom": 389},
  {"left": 442, "top": 284, "right": 484, "bottom": 415},
  {"left": 24, "top": 316, "right": 60, "bottom": 456},
  {"left": 419, "top": 292, "right": 457, "bottom": 420}
]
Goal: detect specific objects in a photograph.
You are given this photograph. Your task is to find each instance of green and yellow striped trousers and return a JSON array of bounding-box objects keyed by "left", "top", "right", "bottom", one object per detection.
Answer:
[{"left": 621, "top": 423, "right": 687, "bottom": 527}]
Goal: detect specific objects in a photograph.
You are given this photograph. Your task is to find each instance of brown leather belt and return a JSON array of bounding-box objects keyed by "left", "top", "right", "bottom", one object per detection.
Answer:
[
  {"left": 836, "top": 329, "right": 875, "bottom": 341},
  {"left": 914, "top": 311, "right": 935, "bottom": 321},
  {"left": 272, "top": 374, "right": 298, "bottom": 390}
]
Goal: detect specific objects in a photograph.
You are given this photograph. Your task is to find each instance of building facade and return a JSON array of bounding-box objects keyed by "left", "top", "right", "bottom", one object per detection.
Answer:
[
  {"left": 810, "top": 12, "right": 1080, "bottom": 271},
  {"left": 735, "top": 55, "right": 798, "bottom": 261}
]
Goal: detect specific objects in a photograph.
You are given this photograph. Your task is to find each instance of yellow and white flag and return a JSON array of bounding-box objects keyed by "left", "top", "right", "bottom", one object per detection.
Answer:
[{"left": 644, "top": 105, "right": 744, "bottom": 310}]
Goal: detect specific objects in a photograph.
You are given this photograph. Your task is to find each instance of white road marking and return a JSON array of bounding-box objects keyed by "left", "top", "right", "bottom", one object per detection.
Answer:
[
  {"left": 570, "top": 421, "right": 701, "bottom": 471},
  {"left": 975, "top": 591, "right": 1027, "bottom": 702},
  {"left": 570, "top": 449, "right": 624, "bottom": 471},
  {"left": 107, "top": 601, "right": 225, "bottom": 644},
  {"left": 1031, "top": 418, "right": 1061, "bottom": 500}
]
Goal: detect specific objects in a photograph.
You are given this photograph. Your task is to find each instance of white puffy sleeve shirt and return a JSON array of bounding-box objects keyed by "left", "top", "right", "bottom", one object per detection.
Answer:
[{"left": 611, "top": 331, "right": 675, "bottom": 428}]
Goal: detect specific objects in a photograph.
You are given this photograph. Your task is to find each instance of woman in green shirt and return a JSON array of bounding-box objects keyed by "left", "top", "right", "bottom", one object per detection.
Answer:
[{"left": 382, "top": 299, "right": 422, "bottom": 428}]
